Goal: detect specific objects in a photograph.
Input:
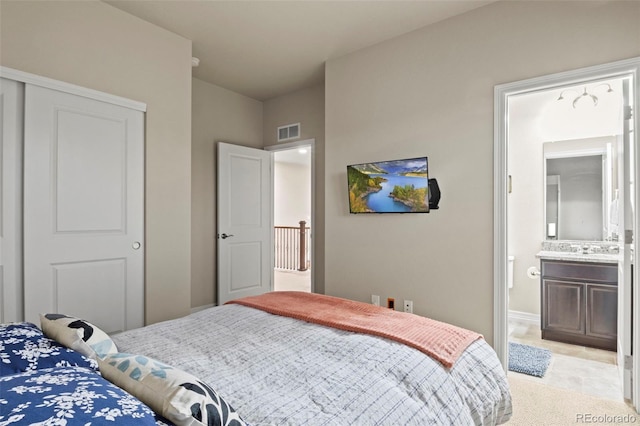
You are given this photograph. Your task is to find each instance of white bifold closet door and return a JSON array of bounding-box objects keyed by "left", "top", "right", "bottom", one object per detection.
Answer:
[
  {"left": 23, "top": 84, "right": 144, "bottom": 333},
  {"left": 1, "top": 78, "right": 24, "bottom": 324}
]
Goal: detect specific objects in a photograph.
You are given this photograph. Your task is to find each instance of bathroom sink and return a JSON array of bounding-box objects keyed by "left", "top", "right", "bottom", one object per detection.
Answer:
[{"left": 536, "top": 250, "right": 621, "bottom": 264}]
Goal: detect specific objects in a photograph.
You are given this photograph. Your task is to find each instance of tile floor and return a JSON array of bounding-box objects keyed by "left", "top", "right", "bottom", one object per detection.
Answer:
[{"left": 509, "top": 318, "right": 623, "bottom": 402}]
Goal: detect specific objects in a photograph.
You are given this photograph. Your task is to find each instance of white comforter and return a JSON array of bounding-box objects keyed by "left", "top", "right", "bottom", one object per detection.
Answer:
[{"left": 112, "top": 304, "right": 512, "bottom": 426}]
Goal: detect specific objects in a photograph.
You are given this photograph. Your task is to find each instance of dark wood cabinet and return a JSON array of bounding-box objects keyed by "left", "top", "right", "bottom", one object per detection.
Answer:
[
  {"left": 586, "top": 285, "right": 618, "bottom": 339},
  {"left": 541, "top": 259, "right": 617, "bottom": 351},
  {"left": 542, "top": 280, "right": 585, "bottom": 335}
]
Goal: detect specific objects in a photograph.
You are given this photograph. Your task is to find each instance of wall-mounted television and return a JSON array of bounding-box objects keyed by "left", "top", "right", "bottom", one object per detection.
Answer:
[{"left": 347, "top": 157, "right": 429, "bottom": 213}]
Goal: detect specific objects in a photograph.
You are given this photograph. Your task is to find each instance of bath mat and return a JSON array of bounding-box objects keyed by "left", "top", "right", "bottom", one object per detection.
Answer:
[{"left": 508, "top": 342, "right": 552, "bottom": 377}]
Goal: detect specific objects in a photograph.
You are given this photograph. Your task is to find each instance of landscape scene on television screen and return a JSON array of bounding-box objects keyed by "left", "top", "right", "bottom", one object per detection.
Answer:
[{"left": 348, "top": 157, "right": 429, "bottom": 213}]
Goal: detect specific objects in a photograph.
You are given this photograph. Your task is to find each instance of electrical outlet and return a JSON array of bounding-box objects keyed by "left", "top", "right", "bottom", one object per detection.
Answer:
[
  {"left": 403, "top": 300, "right": 413, "bottom": 314},
  {"left": 387, "top": 298, "right": 395, "bottom": 310},
  {"left": 371, "top": 294, "right": 380, "bottom": 306}
]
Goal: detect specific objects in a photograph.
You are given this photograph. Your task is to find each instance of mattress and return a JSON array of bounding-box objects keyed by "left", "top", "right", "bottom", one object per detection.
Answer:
[{"left": 113, "top": 303, "right": 512, "bottom": 425}]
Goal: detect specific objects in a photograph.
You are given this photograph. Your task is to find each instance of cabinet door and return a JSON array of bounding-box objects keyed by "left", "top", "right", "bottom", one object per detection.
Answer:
[
  {"left": 543, "top": 279, "right": 585, "bottom": 335},
  {"left": 587, "top": 284, "right": 618, "bottom": 339}
]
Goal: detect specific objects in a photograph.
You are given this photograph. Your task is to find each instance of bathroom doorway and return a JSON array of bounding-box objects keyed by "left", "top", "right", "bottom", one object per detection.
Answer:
[{"left": 494, "top": 57, "right": 640, "bottom": 407}]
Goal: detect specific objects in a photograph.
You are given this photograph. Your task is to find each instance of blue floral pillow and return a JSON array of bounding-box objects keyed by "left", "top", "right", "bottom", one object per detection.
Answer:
[
  {"left": 0, "top": 366, "right": 162, "bottom": 425},
  {"left": 0, "top": 322, "right": 98, "bottom": 377}
]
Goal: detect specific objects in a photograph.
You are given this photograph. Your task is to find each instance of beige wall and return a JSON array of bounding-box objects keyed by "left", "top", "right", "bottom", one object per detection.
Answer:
[
  {"left": 191, "top": 78, "right": 263, "bottom": 307},
  {"left": 325, "top": 0, "right": 640, "bottom": 345},
  {"left": 263, "top": 84, "right": 325, "bottom": 293},
  {"left": 0, "top": 0, "right": 193, "bottom": 325}
]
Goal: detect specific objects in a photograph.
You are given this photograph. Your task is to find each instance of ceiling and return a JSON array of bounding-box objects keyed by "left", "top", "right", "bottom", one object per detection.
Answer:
[
  {"left": 105, "top": 0, "right": 494, "bottom": 101},
  {"left": 510, "top": 77, "right": 624, "bottom": 143}
]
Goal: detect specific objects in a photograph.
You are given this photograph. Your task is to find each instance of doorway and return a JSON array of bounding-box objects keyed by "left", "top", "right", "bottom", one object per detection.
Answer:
[
  {"left": 508, "top": 78, "right": 626, "bottom": 401},
  {"left": 494, "top": 57, "right": 640, "bottom": 408},
  {"left": 266, "top": 139, "right": 314, "bottom": 293}
]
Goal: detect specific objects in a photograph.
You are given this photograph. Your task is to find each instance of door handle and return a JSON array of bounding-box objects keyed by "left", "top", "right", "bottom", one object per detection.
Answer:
[
  {"left": 132, "top": 241, "right": 141, "bottom": 250},
  {"left": 220, "top": 233, "right": 234, "bottom": 239}
]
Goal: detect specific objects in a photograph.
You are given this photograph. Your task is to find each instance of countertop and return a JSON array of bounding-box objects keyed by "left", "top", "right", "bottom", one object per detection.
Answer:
[{"left": 536, "top": 250, "right": 621, "bottom": 264}]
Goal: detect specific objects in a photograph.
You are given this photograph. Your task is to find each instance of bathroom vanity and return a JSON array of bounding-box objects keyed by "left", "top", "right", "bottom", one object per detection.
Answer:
[
  {"left": 538, "top": 252, "right": 619, "bottom": 351},
  {"left": 537, "top": 139, "right": 624, "bottom": 352}
]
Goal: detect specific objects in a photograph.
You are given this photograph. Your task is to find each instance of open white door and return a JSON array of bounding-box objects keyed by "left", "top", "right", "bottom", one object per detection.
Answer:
[
  {"left": 23, "top": 84, "right": 144, "bottom": 333},
  {"left": 618, "top": 77, "right": 634, "bottom": 400},
  {"left": 217, "top": 142, "right": 273, "bottom": 305}
]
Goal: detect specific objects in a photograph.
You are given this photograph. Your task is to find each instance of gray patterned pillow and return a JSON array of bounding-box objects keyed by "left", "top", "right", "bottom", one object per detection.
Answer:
[
  {"left": 99, "top": 353, "right": 247, "bottom": 426},
  {"left": 40, "top": 313, "right": 118, "bottom": 360}
]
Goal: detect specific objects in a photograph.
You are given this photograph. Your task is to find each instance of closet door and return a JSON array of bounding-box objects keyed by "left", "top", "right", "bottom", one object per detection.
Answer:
[
  {"left": 1, "top": 78, "right": 23, "bottom": 323},
  {"left": 23, "top": 84, "right": 144, "bottom": 333}
]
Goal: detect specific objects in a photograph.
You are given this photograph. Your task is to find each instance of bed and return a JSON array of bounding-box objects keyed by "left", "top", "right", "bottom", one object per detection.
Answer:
[
  {"left": 1, "top": 291, "right": 512, "bottom": 425},
  {"left": 112, "top": 292, "right": 512, "bottom": 425}
]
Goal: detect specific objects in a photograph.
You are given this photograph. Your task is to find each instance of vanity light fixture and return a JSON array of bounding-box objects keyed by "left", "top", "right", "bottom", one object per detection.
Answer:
[{"left": 557, "top": 83, "right": 614, "bottom": 108}]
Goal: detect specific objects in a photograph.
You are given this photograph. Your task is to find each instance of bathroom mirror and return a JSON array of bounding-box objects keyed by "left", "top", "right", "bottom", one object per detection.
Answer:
[{"left": 544, "top": 138, "right": 617, "bottom": 241}]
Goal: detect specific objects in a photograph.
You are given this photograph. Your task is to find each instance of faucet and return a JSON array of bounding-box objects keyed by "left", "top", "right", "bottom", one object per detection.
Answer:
[
  {"left": 570, "top": 244, "right": 592, "bottom": 254},
  {"left": 579, "top": 245, "right": 601, "bottom": 255}
]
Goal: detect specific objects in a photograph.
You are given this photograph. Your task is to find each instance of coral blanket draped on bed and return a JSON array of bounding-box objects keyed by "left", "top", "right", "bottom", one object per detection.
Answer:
[
  {"left": 226, "top": 291, "right": 482, "bottom": 368},
  {"left": 113, "top": 297, "right": 512, "bottom": 425}
]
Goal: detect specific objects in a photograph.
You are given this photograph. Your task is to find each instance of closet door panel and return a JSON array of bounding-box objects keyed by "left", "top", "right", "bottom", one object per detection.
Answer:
[
  {"left": 56, "top": 109, "right": 125, "bottom": 233},
  {"left": 0, "top": 78, "right": 24, "bottom": 323},
  {"left": 54, "top": 259, "right": 126, "bottom": 333},
  {"left": 23, "top": 84, "right": 144, "bottom": 333}
]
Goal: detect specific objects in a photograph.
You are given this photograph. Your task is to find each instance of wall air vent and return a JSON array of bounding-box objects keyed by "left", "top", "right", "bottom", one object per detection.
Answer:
[{"left": 277, "top": 123, "right": 300, "bottom": 142}]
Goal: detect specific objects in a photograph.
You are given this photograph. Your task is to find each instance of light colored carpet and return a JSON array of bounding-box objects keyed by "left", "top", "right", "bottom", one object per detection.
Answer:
[{"left": 507, "top": 373, "right": 637, "bottom": 425}]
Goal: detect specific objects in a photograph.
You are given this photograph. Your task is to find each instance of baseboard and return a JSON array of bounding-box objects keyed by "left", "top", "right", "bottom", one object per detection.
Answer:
[
  {"left": 191, "top": 303, "right": 216, "bottom": 314},
  {"left": 509, "top": 310, "right": 540, "bottom": 325}
]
